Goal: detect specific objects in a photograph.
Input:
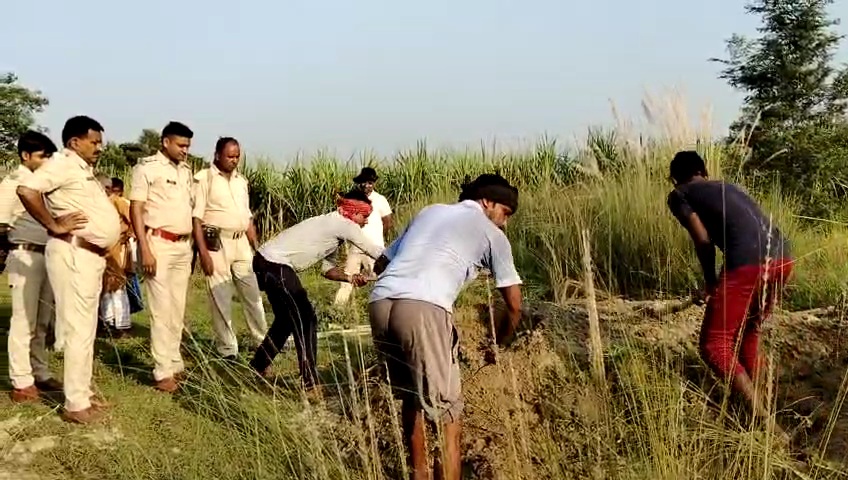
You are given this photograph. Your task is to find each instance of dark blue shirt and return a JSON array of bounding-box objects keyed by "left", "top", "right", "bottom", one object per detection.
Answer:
[{"left": 667, "top": 180, "right": 791, "bottom": 270}]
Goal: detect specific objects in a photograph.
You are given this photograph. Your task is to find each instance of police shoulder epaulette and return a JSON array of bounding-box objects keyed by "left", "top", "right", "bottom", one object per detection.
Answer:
[{"left": 193, "top": 169, "right": 209, "bottom": 182}]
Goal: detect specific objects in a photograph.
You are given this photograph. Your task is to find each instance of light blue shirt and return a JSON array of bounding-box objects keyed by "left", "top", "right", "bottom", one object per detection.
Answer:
[{"left": 370, "top": 200, "right": 522, "bottom": 312}]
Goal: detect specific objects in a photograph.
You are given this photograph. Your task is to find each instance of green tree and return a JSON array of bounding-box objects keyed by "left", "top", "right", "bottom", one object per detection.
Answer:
[
  {"left": 137, "top": 128, "right": 160, "bottom": 155},
  {"left": 713, "top": 0, "right": 848, "bottom": 218},
  {"left": 97, "top": 128, "right": 208, "bottom": 174},
  {"left": 714, "top": 0, "right": 847, "bottom": 132},
  {"left": 0, "top": 73, "right": 49, "bottom": 165}
]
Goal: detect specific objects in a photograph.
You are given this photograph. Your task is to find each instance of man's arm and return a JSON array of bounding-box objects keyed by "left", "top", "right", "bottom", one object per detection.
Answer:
[
  {"left": 0, "top": 179, "right": 17, "bottom": 254},
  {"left": 497, "top": 284, "right": 523, "bottom": 344},
  {"left": 241, "top": 177, "right": 259, "bottom": 250},
  {"left": 373, "top": 255, "right": 390, "bottom": 275},
  {"left": 129, "top": 165, "right": 151, "bottom": 251},
  {"left": 321, "top": 248, "right": 367, "bottom": 285},
  {"left": 323, "top": 265, "right": 358, "bottom": 283},
  {"left": 0, "top": 177, "right": 18, "bottom": 226},
  {"left": 486, "top": 231, "right": 524, "bottom": 345},
  {"left": 15, "top": 157, "right": 84, "bottom": 234},
  {"left": 667, "top": 191, "right": 717, "bottom": 290},
  {"left": 191, "top": 217, "right": 214, "bottom": 270},
  {"left": 376, "top": 195, "right": 394, "bottom": 237},
  {"left": 373, "top": 221, "right": 410, "bottom": 275},
  {"left": 381, "top": 214, "right": 393, "bottom": 237},
  {"left": 342, "top": 222, "right": 384, "bottom": 261},
  {"left": 130, "top": 200, "right": 147, "bottom": 240},
  {"left": 17, "top": 186, "right": 60, "bottom": 233},
  {"left": 247, "top": 219, "right": 258, "bottom": 251},
  {"left": 16, "top": 186, "right": 87, "bottom": 235},
  {"left": 130, "top": 201, "right": 147, "bottom": 247},
  {"left": 681, "top": 212, "right": 717, "bottom": 290}
]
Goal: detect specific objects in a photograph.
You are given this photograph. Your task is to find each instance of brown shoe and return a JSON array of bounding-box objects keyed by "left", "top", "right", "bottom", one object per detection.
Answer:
[
  {"left": 61, "top": 406, "right": 103, "bottom": 424},
  {"left": 174, "top": 371, "right": 187, "bottom": 382},
  {"left": 154, "top": 377, "right": 179, "bottom": 393},
  {"left": 34, "top": 378, "right": 64, "bottom": 392},
  {"left": 89, "top": 394, "right": 111, "bottom": 410},
  {"left": 10, "top": 385, "right": 40, "bottom": 404}
]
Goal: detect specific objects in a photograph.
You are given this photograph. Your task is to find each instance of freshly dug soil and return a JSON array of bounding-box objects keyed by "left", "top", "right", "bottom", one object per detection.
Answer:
[{"left": 335, "top": 293, "right": 848, "bottom": 479}]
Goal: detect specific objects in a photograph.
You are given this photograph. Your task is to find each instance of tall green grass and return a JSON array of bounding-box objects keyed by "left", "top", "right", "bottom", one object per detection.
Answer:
[
  {"left": 102, "top": 90, "right": 848, "bottom": 308},
  {"left": 234, "top": 96, "right": 847, "bottom": 309}
]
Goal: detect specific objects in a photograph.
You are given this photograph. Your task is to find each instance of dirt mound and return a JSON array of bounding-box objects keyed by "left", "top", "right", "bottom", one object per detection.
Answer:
[
  {"left": 449, "top": 297, "right": 848, "bottom": 478},
  {"left": 452, "top": 302, "right": 598, "bottom": 479},
  {"left": 331, "top": 293, "right": 848, "bottom": 478}
]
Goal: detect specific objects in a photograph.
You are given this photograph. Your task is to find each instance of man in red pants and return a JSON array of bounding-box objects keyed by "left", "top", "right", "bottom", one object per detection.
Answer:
[{"left": 667, "top": 151, "right": 793, "bottom": 423}]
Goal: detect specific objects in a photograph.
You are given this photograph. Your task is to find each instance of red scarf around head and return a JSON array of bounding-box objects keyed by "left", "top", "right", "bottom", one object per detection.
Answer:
[{"left": 337, "top": 197, "right": 372, "bottom": 221}]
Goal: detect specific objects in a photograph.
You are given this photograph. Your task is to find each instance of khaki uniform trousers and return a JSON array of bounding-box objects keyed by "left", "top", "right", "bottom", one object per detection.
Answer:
[
  {"left": 333, "top": 247, "right": 376, "bottom": 305},
  {"left": 207, "top": 234, "right": 267, "bottom": 356},
  {"left": 145, "top": 234, "right": 192, "bottom": 382},
  {"left": 45, "top": 239, "right": 106, "bottom": 412},
  {"left": 7, "top": 248, "right": 54, "bottom": 389}
]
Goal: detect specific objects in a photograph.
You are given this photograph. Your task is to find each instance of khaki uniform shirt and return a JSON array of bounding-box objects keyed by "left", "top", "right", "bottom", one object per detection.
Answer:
[
  {"left": 19, "top": 149, "right": 121, "bottom": 249},
  {"left": 129, "top": 151, "right": 193, "bottom": 235},
  {"left": 0, "top": 165, "right": 49, "bottom": 245},
  {"left": 191, "top": 165, "right": 252, "bottom": 231}
]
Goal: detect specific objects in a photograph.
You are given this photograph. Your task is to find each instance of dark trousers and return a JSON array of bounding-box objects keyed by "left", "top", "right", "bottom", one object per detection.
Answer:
[
  {"left": 250, "top": 253, "right": 319, "bottom": 388},
  {"left": 127, "top": 273, "right": 144, "bottom": 314}
]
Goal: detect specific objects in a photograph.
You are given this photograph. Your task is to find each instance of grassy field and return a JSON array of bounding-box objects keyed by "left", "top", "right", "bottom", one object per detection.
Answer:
[
  {"left": 2, "top": 96, "right": 848, "bottom": 479},
  {"left": 0, "top": 269, "right": 385, "bottom": 480},
  {"left": 2, "top": 263, "right": 847, "bottom": 479}
]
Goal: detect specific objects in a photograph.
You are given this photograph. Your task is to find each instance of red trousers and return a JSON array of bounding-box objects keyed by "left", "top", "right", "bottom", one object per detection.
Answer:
[{"left": 700, "top": 258, "right": 793, "bottom": 380}]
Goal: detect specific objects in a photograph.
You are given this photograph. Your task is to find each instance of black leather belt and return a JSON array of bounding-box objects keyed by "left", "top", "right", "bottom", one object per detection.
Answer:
[
  {"left": 13, "top": 243, "right": 46, "bottom": 254},
  {"left": 49, "top": 233, "right": 107, "bottom": 257}
]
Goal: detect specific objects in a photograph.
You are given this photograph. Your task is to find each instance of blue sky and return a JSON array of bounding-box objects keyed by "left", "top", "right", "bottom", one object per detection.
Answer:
[{"left": 2, "top": 0, "right": 847, "bottom": 161}]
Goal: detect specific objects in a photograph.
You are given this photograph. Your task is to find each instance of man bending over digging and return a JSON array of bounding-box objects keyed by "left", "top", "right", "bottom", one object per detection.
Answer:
[
  {"left": 667, "top": 150, "right": 793, "bottom": 429},
  {"left": 369, "top": 173, "right": 524, "bottom": 480},
  {"left": 249, "top": 189, "right": 382, "bottom": 396}
]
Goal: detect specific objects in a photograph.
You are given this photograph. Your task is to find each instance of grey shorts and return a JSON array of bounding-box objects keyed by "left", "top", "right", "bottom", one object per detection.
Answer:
[{"left": 368, "top": 298, "right": 462, "bottom": 422}]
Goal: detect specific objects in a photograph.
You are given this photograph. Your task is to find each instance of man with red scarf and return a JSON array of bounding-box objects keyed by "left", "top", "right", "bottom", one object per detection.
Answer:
[{"left": 249, "top": 189, "right": 383, "bottom": 393}]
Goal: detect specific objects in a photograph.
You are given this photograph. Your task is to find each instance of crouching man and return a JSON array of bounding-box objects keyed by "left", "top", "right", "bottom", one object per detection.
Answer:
[
  {"left": 369, "top": 174, "right": 524, "bottom": 480},
  {"left": 250, "top": 189, "right": 383, "bottom": 394},
  {"left": 667, "top": 151, "right": 793, "bottom": 427}
]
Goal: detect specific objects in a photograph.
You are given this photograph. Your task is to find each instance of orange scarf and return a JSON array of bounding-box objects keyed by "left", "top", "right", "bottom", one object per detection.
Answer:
[{"left": 337, "top": 198, "right": 372, "bottom": 221}]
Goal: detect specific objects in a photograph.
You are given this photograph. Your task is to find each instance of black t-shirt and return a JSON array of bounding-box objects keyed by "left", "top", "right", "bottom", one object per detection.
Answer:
[{"left": 667, "top": 180, "right": 791, "bottom": 270}]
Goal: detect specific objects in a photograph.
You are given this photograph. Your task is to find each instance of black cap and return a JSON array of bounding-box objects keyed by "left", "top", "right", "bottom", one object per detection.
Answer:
[
  {"left": 459, "top": 173, "right": 519, "bottom": 213},
  {"left": 353, "top": 167, "right": 378, "bottom": 183}
]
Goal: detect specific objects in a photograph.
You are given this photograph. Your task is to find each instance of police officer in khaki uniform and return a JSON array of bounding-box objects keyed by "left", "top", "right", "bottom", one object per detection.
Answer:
[
  {"left": 1, "top": 131, "right": 61, "bottom": 403},
  {"left": 17, "top": 116, "right": 121, "bottom": 424},
  {"left": 129, "top": 121, "right": 194, "bottom": 393},
  {"left": 192, "top": 137, "right": 266, "bottom": 359}
]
